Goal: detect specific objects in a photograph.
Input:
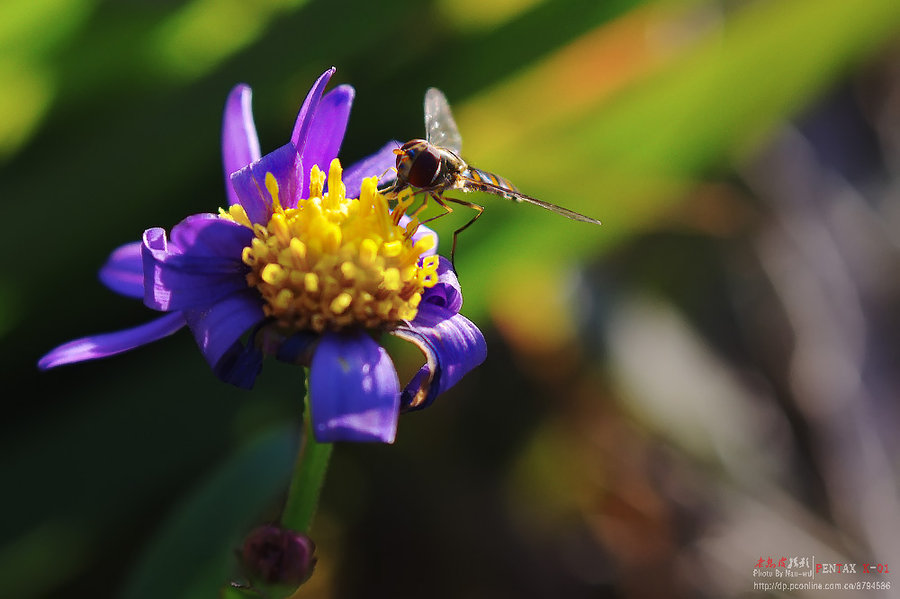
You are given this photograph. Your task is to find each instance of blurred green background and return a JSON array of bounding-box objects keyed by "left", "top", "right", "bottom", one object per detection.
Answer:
[{"left": 3, "top": 0, "right": 900, "bottom": 596}]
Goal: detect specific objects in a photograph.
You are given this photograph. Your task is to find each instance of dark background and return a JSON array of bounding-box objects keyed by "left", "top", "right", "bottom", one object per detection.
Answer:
[{"left": 3, "top": 0, "right": 900, "bottom": 596}]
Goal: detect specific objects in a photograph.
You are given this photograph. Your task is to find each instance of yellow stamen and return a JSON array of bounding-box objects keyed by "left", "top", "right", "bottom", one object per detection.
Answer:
[
  {"left": 304, "top": 272, "right": 319, "bottom": 293},
  {"left": 265, "top": 172, "right": 282, "bottom": 212},
  {"left": 222, "top": 159, "right": 437, "bottom": 332},
  {"left": 309, "top": 165, "right": 325, "bottom": 198}
]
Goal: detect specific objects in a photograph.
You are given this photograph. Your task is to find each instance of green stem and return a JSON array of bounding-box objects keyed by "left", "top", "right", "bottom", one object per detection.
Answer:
[{"left": 280, "top": 396, "right": 333, "bottom": 533}]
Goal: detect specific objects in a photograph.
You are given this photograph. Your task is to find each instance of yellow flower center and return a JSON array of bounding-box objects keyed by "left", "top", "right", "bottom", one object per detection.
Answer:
[{"left": 221, "top": 158, "right": 438, "bottom": 332}]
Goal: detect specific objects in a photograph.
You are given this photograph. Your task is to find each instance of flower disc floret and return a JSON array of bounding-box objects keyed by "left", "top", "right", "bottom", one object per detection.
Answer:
[{"left": 224, "top": 158, "right": 438, "bottom": 333}]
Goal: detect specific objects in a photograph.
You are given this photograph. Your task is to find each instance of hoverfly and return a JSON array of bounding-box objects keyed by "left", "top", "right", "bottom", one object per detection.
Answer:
[{"left": 382, "top": 88, "right": 601, "bottom": 265}]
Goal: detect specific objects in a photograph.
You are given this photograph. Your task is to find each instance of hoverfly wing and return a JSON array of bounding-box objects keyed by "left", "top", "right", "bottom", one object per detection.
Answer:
[
  {"left": 424, "top": 87, "right": 463, "bottom": 154},
  {"left": 459, "top": 175, "right": 602, "bottom": 225},
  {"left": 513, "top": 192, "right": 603, "bottom": 225}
]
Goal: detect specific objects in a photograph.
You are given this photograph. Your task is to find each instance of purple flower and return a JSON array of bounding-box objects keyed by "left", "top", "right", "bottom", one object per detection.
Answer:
[{"left": 40, "top": 68, "right": 486, "bottom": 443}]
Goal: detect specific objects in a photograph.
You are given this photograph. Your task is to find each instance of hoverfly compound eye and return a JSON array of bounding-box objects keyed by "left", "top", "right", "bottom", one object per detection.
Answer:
[{"left": 407, "top": 144, "right": 441, "bottom": 188}]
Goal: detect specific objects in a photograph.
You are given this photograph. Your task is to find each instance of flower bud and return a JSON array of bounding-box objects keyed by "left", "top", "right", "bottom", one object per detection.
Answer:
[{"left": 241, "top": 524, "right": 317, "bottom": 586}]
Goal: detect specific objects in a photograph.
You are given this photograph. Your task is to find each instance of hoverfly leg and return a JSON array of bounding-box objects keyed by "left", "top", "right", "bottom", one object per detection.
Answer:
[
  {"left": 378, "top": 182, "right": 397, "bottom": 198},
  {"left": 413, "top": 191, "right": 452, "bottom": 226},
  {"left": 441, "top": 195, "right": 485, "bottom": 270},
  {"left": 377, "top": 168, "right": 401, "bottom": 197},
  {"left": 409, "top": 194, "right": 431, "bottom": 220}
]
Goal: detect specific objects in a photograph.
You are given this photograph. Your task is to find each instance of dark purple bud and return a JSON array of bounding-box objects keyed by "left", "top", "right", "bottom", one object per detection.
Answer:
[{"left": 241, "top": 524, "right": 317, "bottom": 586}]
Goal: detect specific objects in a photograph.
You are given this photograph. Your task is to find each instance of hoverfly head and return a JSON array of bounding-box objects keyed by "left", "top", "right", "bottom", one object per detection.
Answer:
[{"left": 396, "top": 139, "right": 440, "bottom": 188}]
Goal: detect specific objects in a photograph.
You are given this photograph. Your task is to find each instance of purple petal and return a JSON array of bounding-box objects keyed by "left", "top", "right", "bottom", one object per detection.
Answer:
[
  {"left": 290, "top": 68, "right": 335, "bottom": 153},
  {"left": 343, "top": 140, "right": 401, "bottom": 198},
  {"left": 230, "top": 143, "right": 305, "bottom": 221},
  {"left": 222, "top": 84, "right": 261, "bottom": 206},
  {"left": 250, "top": 326, "right": 318, "bottom": 365},
  {"left": 391, "top": 303, "right": 486, "bottom": 411},
  {"left": 183, "top": 289, "right": 266, "bottom": 388},
  {"left": 301, "top": 84, "right": 354, "bottom": 190},
  {"left": 309, "top": 330, "right": 400, "bottom": 443},
  {"left": 99, "top": 241, "right": 144, "bottom": 299},
  {"left": 214, "top": 340, "right": 264, "bottom": 390},
  {"left": 142, "top": 215, "right": 253, "bottom": 311},
  {"left": 38, "top": 312, "right": 186, "bottom": 370},
  {"left": 168, "top": 213, "right": 252, "bottom": 256},
  {"left": 274, "top": 331, "right": 318, "bottom": 366},
  {"left": 419, "top": 256, "right": 461, "bottom": 314}
]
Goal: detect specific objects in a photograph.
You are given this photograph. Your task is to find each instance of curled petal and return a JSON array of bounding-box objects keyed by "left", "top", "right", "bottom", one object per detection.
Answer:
[
  {"left": 309, "top": 330, "right": 400, "bottom": 443},
  {"left": 301, "top": 84, "right": 354, "bottom": 191},
  {"left": 142, "top": 216, "right": 253, "bottom": 311},
  {"left": 343, "top": 140, "right": 401, "bottom": 198},
  {"left": 38, "top": 312, "right": 186, "bottom": 370},
  {"left": 290, "top": 68, "right": 335, "bottom": 153},
  {"left": 183, "top": 289, "right": 266, "bottom": 389},
  {"left": 99, "top": 241, "right": 144, "bottom": 299},
  {"left": 392, "top": 303, "right": 486, "bottom": 411},
  {"left": 230, "top": 144, "right": 305, "bottom": 221},
  {"left": 168, "top": 213, "right": 254, "bottom": 256},
  {"left": 222, "top": 84, "right": 261, "bottom": 206},
  {"left": 418, "top": 256, "right": 460, "bottom": 313}
]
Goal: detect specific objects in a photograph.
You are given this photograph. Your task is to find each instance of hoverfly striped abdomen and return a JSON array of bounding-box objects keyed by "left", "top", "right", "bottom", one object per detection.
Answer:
[{"left": 461, "top": 167, "right": 520, "bottom": 200}]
